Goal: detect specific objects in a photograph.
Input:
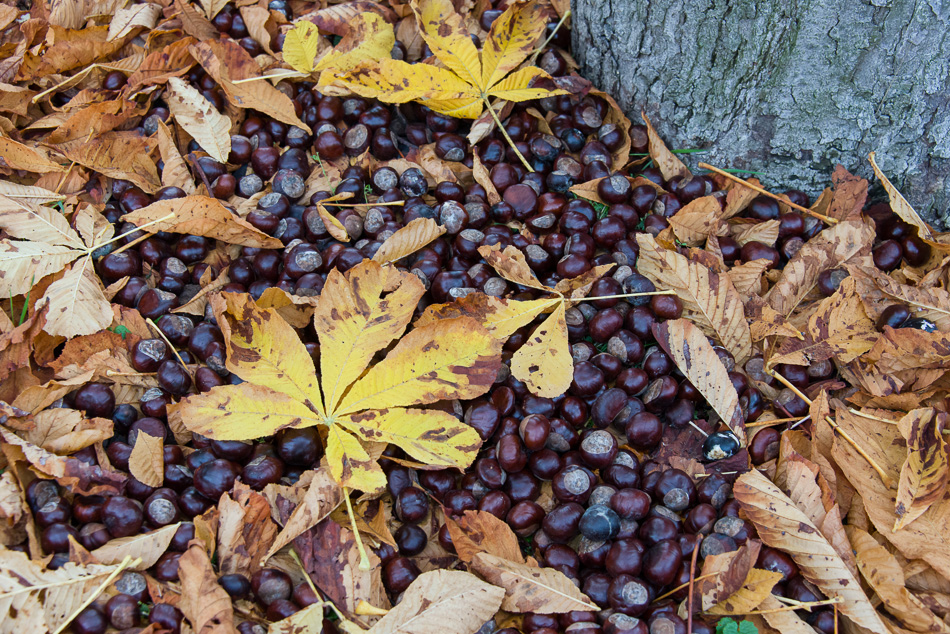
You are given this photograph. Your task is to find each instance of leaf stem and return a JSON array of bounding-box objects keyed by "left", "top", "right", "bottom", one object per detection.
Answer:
[
  {"left": 52, "top": 555, "right": 141, "bottom": 634},
  {"left": 92, "top": 213, "right": 175, "bottom": 253},
  {"left": 768, "top": 369, "right": 893, "bottom": 487},
  {"left": 483, "top": 97, "right": 533, "bottom": 172},
  {"left": 729, "top": 597, "right": 842, "bottom": 616},
  {"left": 343, "top": 488, "right": 371, "bottom": 571},
  {"left": 698, "top": 162, "right": 838, "bottom": 225},
  {"left": 147, "top": 318, "right": 195, "bottom": 381},
  {"left": 572, "top": 290, "right": 677, "bottom": 302},
  {"left": 528, "top": 9, "right": 571, "bottom": 64}
]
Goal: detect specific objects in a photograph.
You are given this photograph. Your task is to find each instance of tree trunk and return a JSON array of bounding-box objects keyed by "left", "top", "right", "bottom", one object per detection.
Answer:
[{"left": 572, "top": 0, "right": 950, "bottom": 228}]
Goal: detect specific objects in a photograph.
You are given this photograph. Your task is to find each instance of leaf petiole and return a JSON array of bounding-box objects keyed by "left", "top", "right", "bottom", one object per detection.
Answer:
[
  {"left": 483, "top": 97, "right": 533, "bottom": 172},
  {"left": 342, "top": 488, "right": 371, "bottom": 571},
  {"left": 572, "top": 290, "right": 677, "bottom": 303}
]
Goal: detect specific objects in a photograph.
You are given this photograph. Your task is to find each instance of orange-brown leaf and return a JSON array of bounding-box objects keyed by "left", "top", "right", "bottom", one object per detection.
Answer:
[{"left": 895, "top": 409, "right": 949, "bottom": 531}]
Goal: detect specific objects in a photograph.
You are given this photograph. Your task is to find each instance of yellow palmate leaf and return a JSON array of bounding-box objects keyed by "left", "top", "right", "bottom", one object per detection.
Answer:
[
  {"left": 487, "top": 66, "right": 557, "bottom": 101},
  {"left": 336, "top": 317, "right": 501, "bottom": 415},
  {"left": 419, "top": 97, "right": 485, "bottom": 120},
  {"left": 283, "top": 21, "right": 321, "bottom": 74},
  {"left": 179, "top": 384, "right": 322, "bottom": 441},
  {"left": 339, "top": 408, "right": 482, "bottom": 469},
  {"left": 314, "top": 13, "right": 395, "bottom": 84},
  {"left": 314, "top": 260, "right": 425, "bottom": 412},
  {"left": 212, "top": 293, "right": 325, "bottom": 416},
  {"left": 481, "top": 0, "right": 548, "bottom": 89},
  {"left": 340, "top": 59, "right": 477, "bottom": 104},
  {"left": 326, "top": 424, "right": 387, "bottom": 493},
  {"left": 412, "top": 0, "right": 483, "bottom": 89},
  {"left": 510, "top": 303, "right": 572, "bottom": 398},
  {"left": 417, "top": 294, "right": 559, "bottom": 339}
]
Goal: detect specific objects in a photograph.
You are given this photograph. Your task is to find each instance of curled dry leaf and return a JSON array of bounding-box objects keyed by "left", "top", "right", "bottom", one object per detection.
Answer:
[
  {"left": 766, "top": 218, "right": 875, "bottom": 317},
  {"left": 730, "top": 219, "right": 780, "bottom": 248},
  {"left": 179, "top": 542, "right": 235, "bottom": 634},
  {"left": 121, "top": 196, "right": 283, "bottom": 249},
  {"left": 848, "top": 263, "right": 950, "bottom": 332},
  {"left": 470, "top": 552, "right": 598, "bottom": 614},
  {"left": 444, "top": 510, "right": 524, "bottom": 564},
  {"left": 268, "top": 602, "right": 324, "bottom": 634},
  {"left": 165, "top": 77, "right": 231, "bottom": 164},
  {"left": 863, "top": 326, "right": 950, "bottom": 374},
  {"left": 895, "top": 408, "right": 949, "bottom": 531},
  {"left": 726, "top": 259, "right": 771, "bottom": 297},
  {"left": 734, "top": 469, "right": 889, "bottom": 634},
  {"left": 827, "top": 164, "right": 868, "bottom": 222},
  {"left": 847, "top": 525, "right": 950, "bottom": 633},
  {"left": 0, "top": 548, "right": 131, "bottom": 634},
  {"left": 668, "top": 196, "right": 723, "bottom": 246},
  {"left": 156, "top": 120, "right": 196, "bottom": 194},
  {"left": 697, "top": 541, "right": 761, "bottom": 611},
  {"left": 128, "top": 430, "right": 164, "bottom": 488},
  {"left": 20, "top": 408, "right": 112, "bottom": 454},
  {"left": 217, "top": 484, "right": 279, "bottom": 577},
  {"left": 367, "top": 570, "right": 504, "bottom": 634},
  {"left": 91, "top": 522, "right": 181, "bottom": 570},
  {"left": 653, "top": 319, "right": 746, "bottom": 444},
  {"left": 262, "top": 467, "right": 343, "bottom": 563},
  {"left": 641, "top": 112, "right": 689, "bottom": 181},
  {"left": 636, "top": 233, "right": 752, "bottom": 364},
  {"left": 706, "top": 568, "right": 783, "bottom": 615},
  {"left": 868, "top": 152, "right": 933, "bottom": 240},
  {"left": 372, "top": 217, "right": 446, "bottom": 264},
  {"left": 0, "top": 137, "right": 65, "bottom": 173}
]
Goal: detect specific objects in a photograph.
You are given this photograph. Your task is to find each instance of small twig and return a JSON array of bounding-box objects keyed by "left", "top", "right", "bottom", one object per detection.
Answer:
[
  {"left": 187, "top": 152, "right": 215, "bottom": 194},
  {"left": 654, "top": 572, "right": 719, "bottom": 602},
  {"left": 788, "top": 414, "right": 811, "bottom": 430},
  {"left": 93, "top": 213, "right": 175, "bottom": 252},
  {"left": 833, "top": 602, "right": 839, "bottom": 634},
  {"left": 52, "top": 555, "right": 141, "bottom": 634},
  {"left": 54, "top": 161, "right": 77, "bottom": 194},
  {"left": 698, "top": 162, "right": 839, "bottom": 225},
  {"left": 232, "top": 70, "right": 307, "bottom": 84},
  {"left": 769, "top": 369, "right": 893, "bottom": 487},
  {"left": 746, "top": 416, "right": 803, "bottom": 427},
  {"left": 733, "top": 597, "right": 842, "bottom": 616},
  {"left": 343, "top": 488, "right": 371, "bottom": 571},
  {"left": 146, "top": 319, "right": 195, "bottom": 381},
  {"left": 528, "top": 9, "right": 571, "bottom": 64},
  {"left": 328, "top": 200, "right": 405, "bottom": 207},
  {"left": 483, "top": 97, "right": 533, "bottom": 172},
  {"left": 847, "top": 408, "right": 898, "bottom": 425},
  {"left": 688, "top": 421, "right": 709, "bottom": 437},
  {"left": 572, "top": 290, "right": 677, "bottom": 303},
  {"left": 687, "top": 540, "right": 700, "bottom": 634}
]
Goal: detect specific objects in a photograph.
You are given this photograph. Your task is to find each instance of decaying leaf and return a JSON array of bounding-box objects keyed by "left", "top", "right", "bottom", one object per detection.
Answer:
[
  {"left": 180, "top": 262, "right": 498, "bottom": 493},
  {"left": 367, "top": 570, "right": 504, "bottom": 634},
  {"left": 894, "top": 408, "right": 949, "bottom": 531},
  {"left": 706, "top": 568, "right": 783, "bottom": 615},
  {"left": 668, "top": 196, "right": 723, "bottom": 246},
  {"left": 636, "top": 233, "right": 752, "bottom": 364},
  {"left": 338, "top": 0, "right": 565, "bottom": 119},
  {"left": 445, "top": 510, "right": 524, "bottom": 564},
  {"left": 128, "top": 429, "right": 164, "bottom": 488},
  {"left": 653, "top": 319, "right": 746, "bottom": 443},
  {"left": 179, "top": 542, "right": 235, "bottom": 634},
  {"left": 470, "top": 552, "right": 597, "bottom": 614},
  {"left": 734, "top": 469, "right": 889, "bottom": 634},
  {"left": 91, "top": 522, "right": 181, "bottom": 570},
  {"left": 263, "top": 468, "right": 343, "bottom": 563},
  {"left": 372, "top": 218, "right": 446, "bottom": 264},
  {"left": 217, "top": 484, "right": 279, "bottom": 577},
  {"left": 165, "top": 77, "right": 231, "bottom": 164},
  {"left": 642, "top": 112, "right": 689, "bottom": 181}
]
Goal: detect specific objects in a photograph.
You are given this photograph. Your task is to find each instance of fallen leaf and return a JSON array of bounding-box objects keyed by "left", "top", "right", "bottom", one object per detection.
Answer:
[
  {"left": 0, "top": 137, "right": 64, "bottom": 173},
  {"left": 707, "top": 568, "right": 783, "bottom": 615},
  {"left": 863, "top": 327, "right": 950, "bottom": 374},
  {"left": 368, "top": 570, "right": 504, "bottom": 634},
  {"left": 108, "top": 3, "right": 161, "bottom": 41},
  {"left": 766, "top": 218, "right": 875, "bottom": 316},
  {"left": 20, "top": 408, "right": 112, "bottom": 454},
  {"left": 128, "top": 429, "right": 164, "bottom": 487},
  {"left": 445, "top": 510, "right": 524, "bottom": 564},
  {"left": 641, "top": 112, "right": 689, "bottom": 181},
  {"left": 894, "top": 408, "right": 949, "bottom": 531},
  {"left": 289, "top": 13, "right": 395, "bottom": 90},
  {"left": 338, "top": 0, "right": 564, "bottom": 119},
  {"left": 698, "top": 541, "right": 762, "bottom": 611},
  {"left": 175, "top": 0, "right": 218, "bottom": 40},
  {"left": 91, "top": 522, "right": 181, "bottom": 570},
  {"left": 155, "top": 120, "right": 196, "bottom": 194},
  {"left": 373, "top": 217, "right": 447, "bottom": 264},
  {"left": 734, "top": 469, "right": 889, "bottom": 634},
  {"left": 653, "top": 319, "right": 746, "bottom": 444},
  {"left": 217, "top": 484, "right": 279, "bottom": 577},
  {"left": 470, "top": 552, "right": 597, "bottom": 614},
  {"left": 827, "top": 164, "right": 868, "bottom": 222},
  {"left": 165, "top": 77, "right": 231, "bottom": 164},
  {"left": 847, "top": 526, "right": 949, "bottom": 633},
  {"left": 848, "top": 263, "right": 950, "bottom": 332},
  {"left": 730, "top": 219, "right": 780, "bottom": 248},
  {"left": 510, "top": 303, "right": 572, "bottom": 399},
  {"left": 636, "top": 233, "right": 752, "bottom": 364},
  {"left": 868, "top": 152, "right": 933, "bottom": 240},
  {"left": 263, "top": 468, "right": 343, "bottom": 563},
  {"left": 40, "top": 260, "right": 113, "bottom": 338},
  {"left": 54, "top": 131, "right": 160, "bottom": 193},
  {"left": 121, "top": 196, "right": 283, "bottom": 249},
  {"left": 179, "top": 542, "right": 234, "bottom": 634},
  {"left": 268, "top": 601, "right": 325, "bottom": 634},
  {"left": 669, "top": 196, "right": 723, "bottom": 246}
]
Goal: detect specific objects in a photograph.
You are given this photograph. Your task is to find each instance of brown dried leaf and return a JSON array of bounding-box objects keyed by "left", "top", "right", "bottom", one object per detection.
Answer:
[
  {"left": 91, "top": 522, "right": 181, "bottom": 570},
  {"left": 373, "top": 218, "right": 446, "bottom": 264},
  {"left": 0, "top": 427, "right": 126, "bottom": 496},
  {"left": 848, "top": 263, "right": 950, "bottom": 332},
  {"left": 472, "top": 151, "right": 501, "bottom": 204},
  {"left": 263, "top": 468, "right": 343, "bottom": 563},
  {"left": 179, "top": 541, "right": 235, "bottom": 634},
  {"left": 863, "top": 327, "right": 950, "bottom": 374},
  {"left": 368, "top": 570, "right": 504, "bottom": 634},
  {"left": 707, "top": 568, "right": 783, "bottom": 615},
  {"left": 470, "top": 552, "right": 597, "bottom": 614},
  {"left": 698, "top": 541, "right": 762, "bottom": 611},
  {"left": 768, "top": 276, "right": 878, "bottom": 367},
  {"left": 121, "top": 196, "right": 283, "bottom": 249},
  {"left": 847, "top": 525, "right": 949, "bottom": 633},
  {"left": 895, "top": 409, "right": 949, "bottom": 531},
  {"left": 668, "top": 196, "right": 723, "bottom": 247},
  {"left": 827, "top": 164, "right": 868, "bottom": 222},
  {"left": 444, "top": 510, "right": 524, "bottom": 564},
  {"left": 641, "top": 112, "right": 689, "bottom": 181},
  {"left": 175, "top": 0, "right": 218, "bottom": 40},
  {"left": 636, "top": 233, "right": 752, "bottom": 364},
  {"left": 653, "top": 319, "right": 746, "bottom": 443},
  {"left": 166, "top": 77, "right": 231, "bottom": 164},
  {"left": 268, "top": 601, "right": 325, "bottom": 634},
  {"left": 128, "top": 429, "right": 164, "bottom": 488},
  {"left": 766, "top": 218, "right": 875, "bottom": 316},
  {"left": 156, "top": 120, "right": 196, "bottom": 194},
  {"left": 726, "top": 259, "right": 770, "bottom": 297},
  {"left": 0, "top": 137, "right": 64, "bottom": 173},
  {"left": 730, "top": 219, "right": 780, "bottom": 248},
  {"left": 296, "top": 519, "right": 390, "bottom": 625},
  {"left": 55, "top": 132, "right": 160, "bottom": 193},
  {"left": 868, "top": 152, "right": 933, "bottom": 240},
  {"left": 478, "top": 244, "right": 548, "bottom": 291},
  {"left": 108, "top": 3, "right": 161, "bottom": 40},
  {"left": 21, "top": 409, "right": 112, "bottom": 454},
  {"left": 734, "top": 469, "right": 889, "bottom": 634},
  {"left": 721, "top": 178, "right": 763, "bottom": 219},
  {"left": 217, "top": 484, "right": 279, "bottom": 577}
]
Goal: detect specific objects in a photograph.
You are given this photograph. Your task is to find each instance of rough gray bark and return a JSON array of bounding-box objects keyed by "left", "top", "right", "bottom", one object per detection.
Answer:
[{"left": 572, "top": 0, "right": 950, "bottom": 228}]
